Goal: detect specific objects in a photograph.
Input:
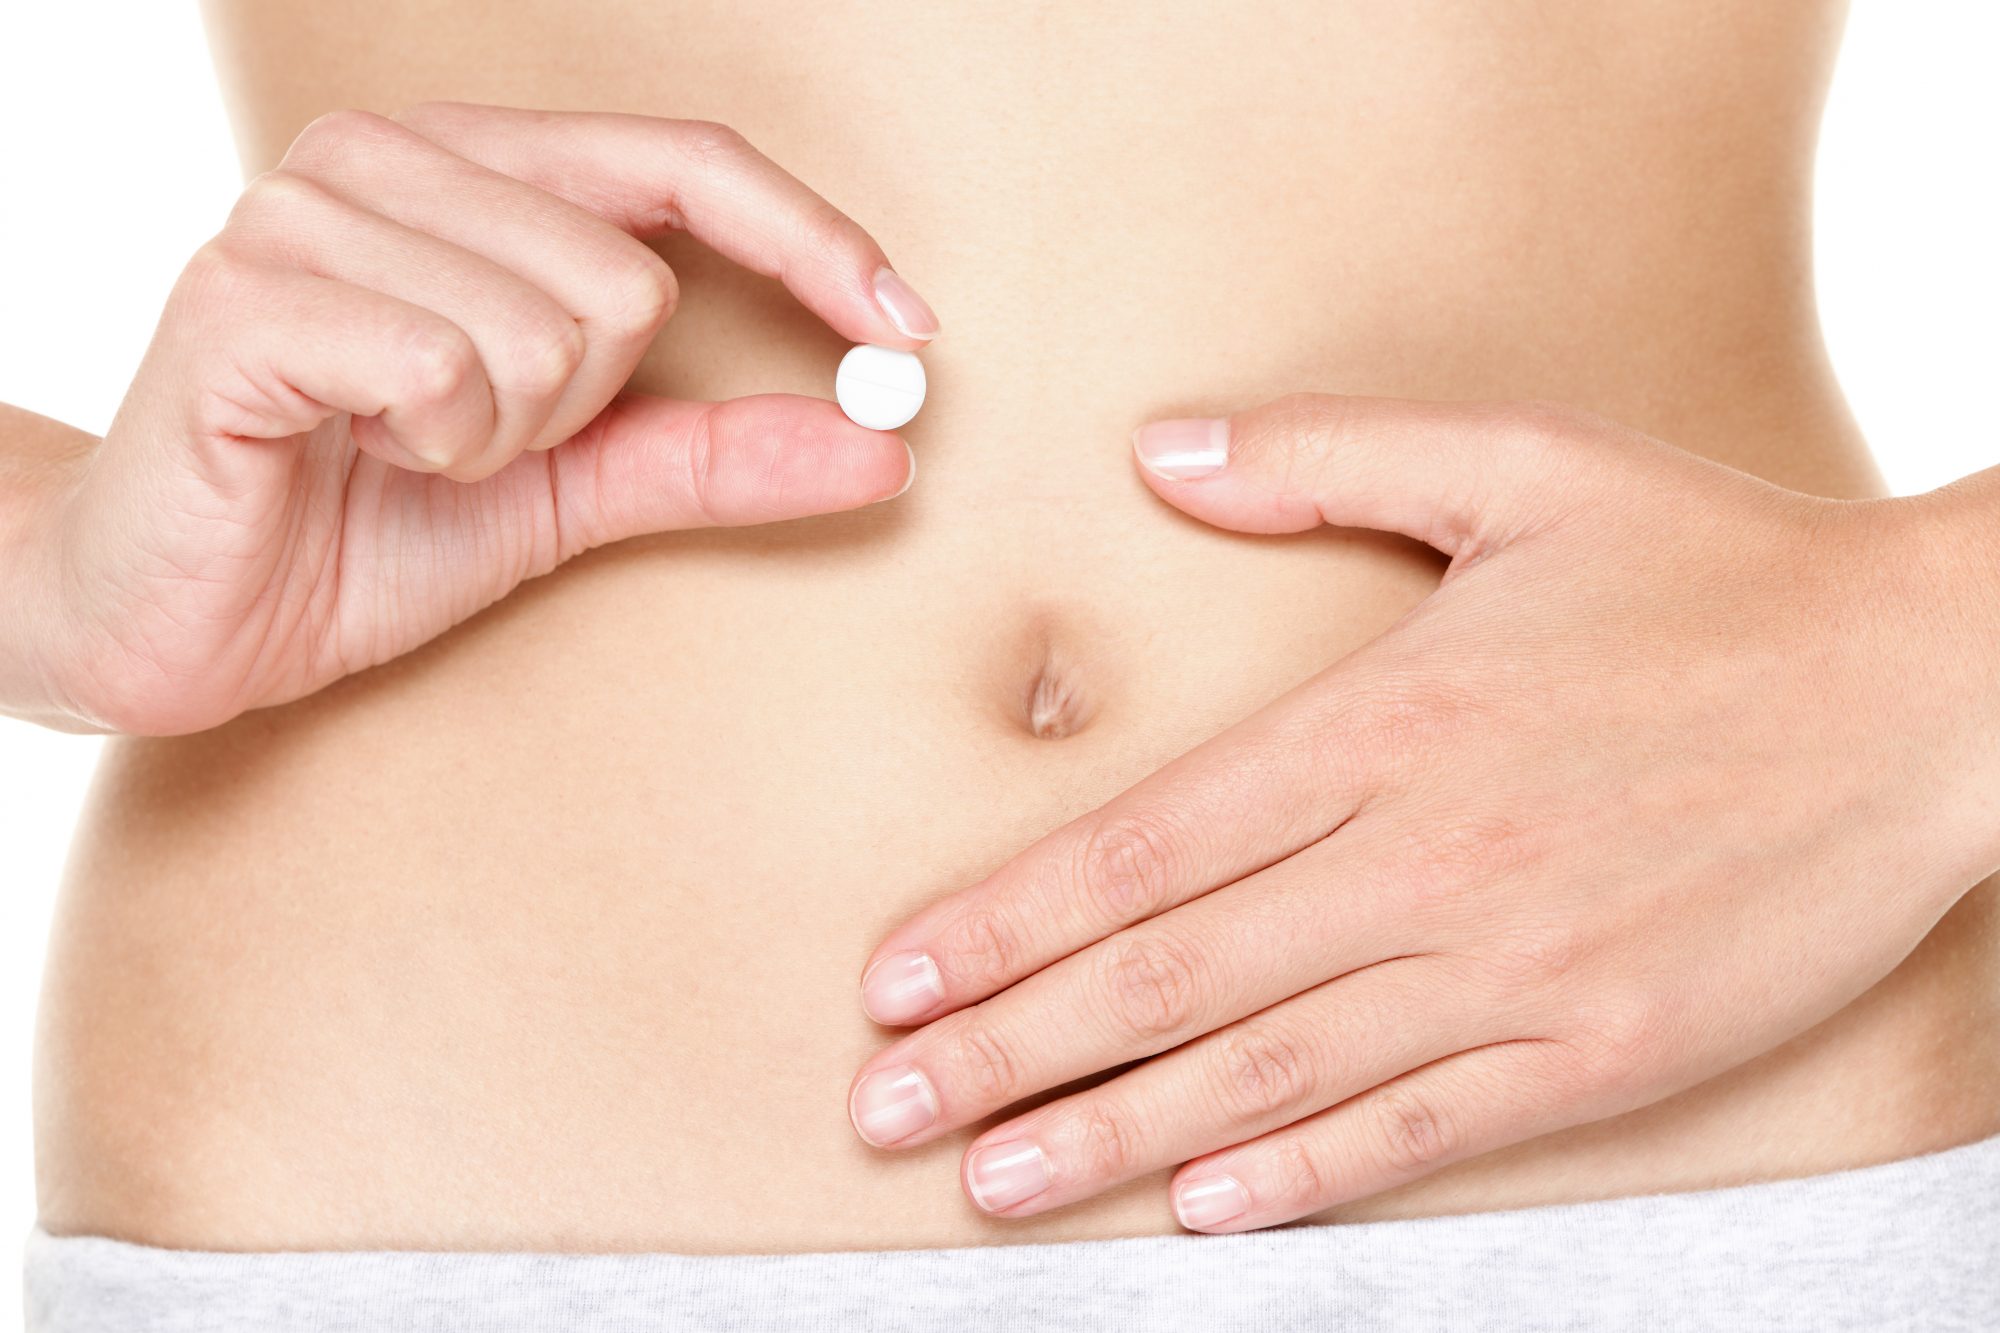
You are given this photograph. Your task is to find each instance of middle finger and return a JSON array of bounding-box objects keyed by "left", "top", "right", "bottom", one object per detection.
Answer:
[{"left": 846, "top": 832, "right": 1416, "bottom": 1150}]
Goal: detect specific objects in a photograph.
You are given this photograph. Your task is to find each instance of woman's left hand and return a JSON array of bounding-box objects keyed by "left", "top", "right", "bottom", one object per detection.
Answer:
[{"left": 847, "top": 393, "right": 2000, "bottom": 1232}]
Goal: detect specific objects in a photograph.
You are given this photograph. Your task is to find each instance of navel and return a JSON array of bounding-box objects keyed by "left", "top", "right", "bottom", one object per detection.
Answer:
[{"left": 1024, "top": 660, "right": 1095, "bottom": 740}]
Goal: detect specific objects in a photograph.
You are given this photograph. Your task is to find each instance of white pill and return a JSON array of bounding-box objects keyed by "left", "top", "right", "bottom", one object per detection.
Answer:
[{"left": 835, "top": 344, "right": 926, "bottom": 431}]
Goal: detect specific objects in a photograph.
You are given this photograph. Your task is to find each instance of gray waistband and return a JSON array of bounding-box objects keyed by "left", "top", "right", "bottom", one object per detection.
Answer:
[{"left": 25, "top": 1131, "right": 2000, "bottom": 1332}]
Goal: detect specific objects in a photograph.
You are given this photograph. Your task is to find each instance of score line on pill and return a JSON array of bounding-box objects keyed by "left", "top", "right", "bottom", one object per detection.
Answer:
[{"left": 836, "top": 344, "right": 927, "bottom": 431}]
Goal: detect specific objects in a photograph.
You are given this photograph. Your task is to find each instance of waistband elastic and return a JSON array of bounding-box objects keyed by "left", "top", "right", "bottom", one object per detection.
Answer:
[{"left": 25, "top": 1130, "right": 2000, "bottom": 1331}]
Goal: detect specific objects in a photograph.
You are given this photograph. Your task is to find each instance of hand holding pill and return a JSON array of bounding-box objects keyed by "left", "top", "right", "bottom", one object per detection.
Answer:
[{"left": 7, "top": 103, "right": 934, "bottom": 734}]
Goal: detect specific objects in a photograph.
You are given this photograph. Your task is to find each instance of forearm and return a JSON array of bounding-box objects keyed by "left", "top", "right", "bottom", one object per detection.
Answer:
[{"left": 0, "top": 403, "right": 95, "bottom": 731}]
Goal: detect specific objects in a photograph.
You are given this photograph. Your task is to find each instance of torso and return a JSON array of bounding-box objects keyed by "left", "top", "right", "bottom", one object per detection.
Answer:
[{"left": 35, "top": 0, "right": 2000, "bottom": 1253}]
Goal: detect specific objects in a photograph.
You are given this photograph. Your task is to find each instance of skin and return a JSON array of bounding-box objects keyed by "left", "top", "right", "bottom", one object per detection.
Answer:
[
  {"left": 25, "top": 0, "right": 2000, "bottom": 1255},
  {"left": 850, "top": 397, "right": 2000, "bottom": 1229},
  {"left": 0, "top": 103, "right": 932, "bottom": 735}
]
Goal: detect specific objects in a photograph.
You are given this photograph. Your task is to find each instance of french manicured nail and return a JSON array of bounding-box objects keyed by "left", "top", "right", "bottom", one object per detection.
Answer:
[
  {"left": 892, "top": 442, "right": 917, "bottom": 499},
  {"left": 1173, "top": 1174, "right": 1251, "bottom": 1229},
  {"left": 861, "top": 950, "right": 942, "bottom": 1022},
  {"left": 965, "top": 1140, "right": 1050, "bottom": 1212},
  {"left": 873, "top": 267, "right": 940, "bottom": 340},
  {"left": 849, "top": 1065, "right": 938, "bottom": 1146},
  {"left": 1132, "top": 418, "right": 1228, "bottom": 480}
]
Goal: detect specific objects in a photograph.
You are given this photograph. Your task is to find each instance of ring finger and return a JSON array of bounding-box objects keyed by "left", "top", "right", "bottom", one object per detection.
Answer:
[
  {"left": 953, "top": 955, "right": 1498, "bottom": 1219},
  {"left": 1169, "top": 1037, "right": 1585, "bottom": 1233}
]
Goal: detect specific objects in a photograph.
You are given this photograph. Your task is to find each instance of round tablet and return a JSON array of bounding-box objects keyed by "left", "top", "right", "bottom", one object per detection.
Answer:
[{"left": 835, "top": 344, "right": 927, "bottom": 431}]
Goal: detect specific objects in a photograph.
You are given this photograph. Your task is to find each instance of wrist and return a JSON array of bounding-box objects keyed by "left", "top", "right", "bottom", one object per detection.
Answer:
[{"left": 0, "top": 409, "right": 102, "bottom": 732}]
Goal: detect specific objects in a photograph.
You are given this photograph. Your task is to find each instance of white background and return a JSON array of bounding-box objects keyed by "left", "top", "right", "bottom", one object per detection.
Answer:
[{"left": 1, "top": 2, "right": 1995, "bottom": 1317}]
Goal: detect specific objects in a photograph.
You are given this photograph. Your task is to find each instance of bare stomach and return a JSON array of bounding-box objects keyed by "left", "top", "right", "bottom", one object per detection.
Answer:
[{"left": 33, "top": 0, "right": 2000, "bottom": 1254}]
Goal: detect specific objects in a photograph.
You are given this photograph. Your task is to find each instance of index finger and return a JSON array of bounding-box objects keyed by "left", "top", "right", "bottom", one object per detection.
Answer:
[
  {"left": 858, "top": 674, "right": 1389, "bottom": 1027},
  {"left": 395, "top": 102, "right": 938, "bottom": 348}
]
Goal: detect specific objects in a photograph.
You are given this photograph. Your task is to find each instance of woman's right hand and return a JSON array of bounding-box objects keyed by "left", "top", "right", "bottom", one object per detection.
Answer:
[{"left": 3, "top": 103, "right": 934, "bottom": 735}]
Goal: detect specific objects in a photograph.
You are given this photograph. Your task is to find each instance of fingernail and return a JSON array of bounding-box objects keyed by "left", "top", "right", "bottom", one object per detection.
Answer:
[
  {"left": 965, "top": 1140, "right": 1050, "bottom": 1212},
  {"left": 861, "top": 950, "right": 941, "bottom": 1022},
  {"left": 1173, "top": 1174, "right": 1251, "bottom": 1229},
  {"left": 892, "top": 441, "right": 917, "bottom": 499},
  {"left": 849, "top": 1065, "right": 938, "bottom": 1146},
  {"left": 873, "top": 267, "right": 940, "bottom": 341},
  {"left": 1132, "top": 419, "right": 1228, "bottom": 480}
]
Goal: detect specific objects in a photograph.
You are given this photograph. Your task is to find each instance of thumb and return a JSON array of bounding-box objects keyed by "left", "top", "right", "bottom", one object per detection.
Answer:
[
  {"left": 550, "top": 392, "right": 914, "bottom": 553},
  {"left": 1131, "top": 393, "right": 1613, "bottom": 561}
]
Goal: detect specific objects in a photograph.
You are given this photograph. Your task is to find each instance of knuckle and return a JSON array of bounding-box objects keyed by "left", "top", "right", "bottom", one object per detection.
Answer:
[
  {"left": 677, "top": 404, "right": 722, "bottom": 523},
  {"left": 1074, "top": 812, "right": 1181, "bottom": 925},
  {"left": 796, "top": 197, "right": 862, "bottom": 266},
  {"left": 1390, "top": 811, "right": 1539, "bottom": 914},
  {"left": 1340, "top": 675, "right": 1477, "bottom": 762},
  {"left": 498, "top": 318, "right": 585, "bottom": 401},
  {"left": 1264, "top": 392, "right": 1340, "bottom": 440},
  {"left": 1500, "top": 398, "right": 1593, "bottom": 448},
  {"left": 396, "top": 321, "right": 481, "bottom": 407},
  {"left": 1065, "top": 1102, "right": 1144, "bottom": 1183},
  {"left": 674, "top": 118, "right": 752, "bottom": 169},
  {"left": 1476, "top": 922, "right": 1581, "bottom": 991},
  {"left": 173, "top": 241, "right": 246, "bottom": 310},
  {"left": 1098, "top": 931, "right": 1204, "bottom": 1044},
  {"left": 1490, "top": 399, "right": 1601, "bottom": 484},
  {"left": 1456, "top": 399, "right": 1618, "bottom": 536},
  {"left": 599, "top": 247, "right": 679, "bottom": 340},
  {"left": 936, "top": 905, "right": 1026, "bottom": 991},
  {"left": 950, "top": 1022, "right": 1023, "bottom": 1106},
  {"left": 1265, "top": 1135, "right": 1333, "bottom": 1212},
  {"left": 1259, "top": 393, "right": 1348, "bottom": 478},
  {"left": 284, "top": 107, "right": 405, "bottom": 167},
  {"left": 227, "top": 169, "right": 333, "bottom": 234},
  {"left": 1370, "top": 1085, "right": 1458, "bottom": 1176},
  {"left": 1212, "top": 1025, "right": 1317, "bottom": 1124},
  {"left": 1572, "top": 996, "right": 1671, "bottom": 1086}
]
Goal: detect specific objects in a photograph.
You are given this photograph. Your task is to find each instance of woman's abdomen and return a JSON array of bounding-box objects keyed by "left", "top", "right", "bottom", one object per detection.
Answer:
[
  {"left": 37, "top": 0, "right": 2000, "bottom": 1253},
  {"left": 36, "top": 339, "right": 1997, "bottom": 1251}
]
